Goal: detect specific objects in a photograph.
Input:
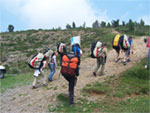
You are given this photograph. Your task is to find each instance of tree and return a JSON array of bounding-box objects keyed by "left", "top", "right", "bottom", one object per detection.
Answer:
[
  {"left": 72, "top": 22, "right": 76, "bottom": 28},
  {"left": 111, "top": 19, "right": 119, "bottom": 27},
  {"left": 57, "top": 27, "right": 61, "bottom": 30},
  {"left": 8, "top": 24, "right": 14, "bottom": 32},
  {"left": 122, "top": 21, "right": 125, "bottom": 26},
  {"left": 66, "top": 24, "right": 72, "bottom": 29},
  {"left": 92, "top": 20, "right": 100, "bottom": 28},
  {"left": 107, "top": 22, "right": 111, "bottom": 27},
  {"left": 83, "top": 22, "right": 86, "bottom": 28},
  {"left": 140, "top": 19, "right": 145, "bottom": 26},
  {"left": 100, "top": 21, "right": 106, "bottom": 27},
  {"left": 128, "top": 19, "right": 135, "bottom": 31}
]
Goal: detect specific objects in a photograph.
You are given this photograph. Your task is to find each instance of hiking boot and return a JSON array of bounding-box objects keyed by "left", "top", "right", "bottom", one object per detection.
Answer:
[
  {"left": 48, "top": 79, "right": 53, "bottom": 82},
  {"left": 127, "top": 59, "right": 131, "bottom": 62},
  {"left": 69, "top": 103, "right": 74, "bottom": 107},
  {"left": 32, "top": 86, "right": 38, "bottom": 89},
  {"left": 115, "top": 58, "right": 120, "bottom": 63},
  {"left": 93, "top": 72, "right": 96, "bottom": 76},
  {"left": 99, "top": 72, "right": 104, "bottom": 76},
  {"left": 43, "top": 84, "right": 48, "bottom": 87},
  {"left": 123, "top": 61, "right": 126, "bottom": 65},
  {"left": 145, "top": 65, "right": 148, "bottom": 69}
]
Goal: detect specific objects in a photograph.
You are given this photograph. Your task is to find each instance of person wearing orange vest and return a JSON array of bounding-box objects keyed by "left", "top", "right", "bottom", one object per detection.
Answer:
[{"left": 61, "top": 52, "right": 79, "bottom": 107}]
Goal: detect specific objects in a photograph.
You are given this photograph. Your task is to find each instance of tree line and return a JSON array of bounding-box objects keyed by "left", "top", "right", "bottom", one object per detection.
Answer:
[{"left": 7, "top": 19, "right": 146, "bottom": 32}]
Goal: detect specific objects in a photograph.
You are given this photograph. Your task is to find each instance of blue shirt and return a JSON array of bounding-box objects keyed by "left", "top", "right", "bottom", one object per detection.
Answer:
[{"left": 128, "top": 39, "right": 133, "bottom": 45}]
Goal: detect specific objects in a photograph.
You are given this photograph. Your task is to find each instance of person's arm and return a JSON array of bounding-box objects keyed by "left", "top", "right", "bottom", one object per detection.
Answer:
[
  {"left": 103, "top": 47, "right": 108, "bottom": 57},
  {"left": 103, "top": 47, "right": 108, "bottom": 62},
  {"left": 53, "top": 56, "right": 57, "bottom": 68},
  {"left": 42, "top": 60, "right": 47, "bottom": 69},
  {"left": 130, "top": 40, "right": 134, "bottom": 54}
]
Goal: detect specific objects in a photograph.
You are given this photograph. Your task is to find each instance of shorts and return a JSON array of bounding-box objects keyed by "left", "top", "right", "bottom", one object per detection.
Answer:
[{"left": 113, "top": 46, "right": 120, "bottom": 54}]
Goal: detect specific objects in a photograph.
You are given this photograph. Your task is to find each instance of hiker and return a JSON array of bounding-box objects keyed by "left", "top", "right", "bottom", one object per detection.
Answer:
[
  {"left": 122, "top": 37, "right": 134, "bottom": 65},
  {"left": 112, "top": 34, "right": 122, "bottom": 62},
  {"left": 32, "top": 56, "right": 49, "bottom": 89},
  {"left": 0, "top": 62, "right": 6, "bottom": 79},
  {"left": 93, "top": 43, "right": 108, "bottom": 76},
  {"left": 60, "top": 52, "right": 79, "bottom": 107},
  {"left": 48, "top": 51, "right": 58, "bottom": 81},
  {"left": 112, "top": 34, "right": 130, "bottom": 63},
  {"left": 145, "top": 37, "right": 150, "bottom": 69}
]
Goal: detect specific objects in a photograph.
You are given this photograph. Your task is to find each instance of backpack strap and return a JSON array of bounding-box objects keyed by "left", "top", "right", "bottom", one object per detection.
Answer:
[
  {"left": 98, "top": 47, "right": 104, "bottom": 57},
  {"left": 67, "top": 57, "right": 71, "bottom": 73}
]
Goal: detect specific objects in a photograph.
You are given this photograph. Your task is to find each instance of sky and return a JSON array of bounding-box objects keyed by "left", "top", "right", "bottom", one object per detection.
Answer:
[{"left": 0, "top": 0, "right": 150, "bottom": 32}]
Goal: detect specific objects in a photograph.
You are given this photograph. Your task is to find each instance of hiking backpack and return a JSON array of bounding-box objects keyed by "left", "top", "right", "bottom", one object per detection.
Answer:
[
  {"left": 28, "top": 53, "right": 44, "bottom": 69},
  {"left": 90, "top": 41, "right": 103, "bottom": 58},
  {"left": 57, "top": 43, "right": 66, "bottom": 54},
  {"left": 71, "top": 44, "right": 80, "bottom": 57},
  {"left": 61, "top": 53, "right": 79, "bottom": 76},
  {"left": 123, "top": 35, "right": 130, "bottom": 49},
  {"left": 43, "top": 49, "right": 53, "bottom": 58},
  {"left": 112, "top": 34, "right": 120, "bottom": 47}
]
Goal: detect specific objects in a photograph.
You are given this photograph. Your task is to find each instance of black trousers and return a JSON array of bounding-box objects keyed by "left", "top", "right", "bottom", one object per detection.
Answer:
[{"left": 63, "top": 74, "right": 76, "bottom": 105}]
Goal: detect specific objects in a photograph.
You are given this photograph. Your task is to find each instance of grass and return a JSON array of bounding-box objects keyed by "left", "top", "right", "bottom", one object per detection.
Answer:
[
  {"left": 0, "top": 73, "right": 33, "bottom": 93},
  {"left": 83, "top": 58, "right": 150, "bottom": 112},
  {"left": 97, "top": 96, "right": 149, "bottom": 113},
  {"left": 48, "top": 93, "right": 99, "bottom": 113},
  {"left": 48, "top": 58, "right": 150, "bottom": 112}
]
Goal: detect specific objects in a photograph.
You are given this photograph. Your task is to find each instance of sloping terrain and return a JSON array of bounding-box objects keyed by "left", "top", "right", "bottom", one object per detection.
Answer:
[
  {"left": 0, "top": 28, "right": 114, "bottom": 73},
  {"left": 0, "top": 36, "right": 148, "bottom": 113}
]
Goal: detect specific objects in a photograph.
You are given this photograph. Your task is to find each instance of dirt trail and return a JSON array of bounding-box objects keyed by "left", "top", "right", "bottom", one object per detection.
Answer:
[{"left": 0, "top": 36, "right": 148, "bottom": 113}]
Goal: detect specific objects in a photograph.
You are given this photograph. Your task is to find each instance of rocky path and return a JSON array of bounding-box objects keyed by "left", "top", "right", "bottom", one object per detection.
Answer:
[{"left": 0, "top": 36, "right": 148, "bottom": 113}]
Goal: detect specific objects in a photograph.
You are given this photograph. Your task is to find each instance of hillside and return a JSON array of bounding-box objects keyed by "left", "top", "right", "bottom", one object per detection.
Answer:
[
  {"left": 1, "top": 27, "right": 149, "bottom": 74},
  {"left": 1, "top": 28, "right": 115, "bottom": 73},
  {"left": 0, "top": 35, "right": 149, "bottom": 112}
]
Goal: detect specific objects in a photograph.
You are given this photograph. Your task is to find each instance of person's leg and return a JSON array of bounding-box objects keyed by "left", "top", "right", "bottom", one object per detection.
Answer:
[
  {"left": 69, "top": 76, "right": 75, "bottom": 106},
  {"left": 124, "top": 48, "right": 130, "bottom": 60},
  {"left": 32, "top": 76, "right": 38, "bottom": 88},
  {"left": 123, "top": 48, "right": 130, "bottom": 65},
  {"left": 40, "top": 70, "right": 47, "bottom": 85},
  {"left": 115, "top": 47, "right": 121, "bottom": 62},
  {"left": 48, "top": 63, "right": 52, "bottom": 75},
  {"left": 93, "top": 58, "right": 100, "bottom": 76},
  {"left": 145, "top": 48, "right": 150, "bottom": 68},
  {"left": 48, "top": 64, "right": 55, "bottom": 81},
  {"left": 100, "top": 57, "right": 105, "bottom": 75},
  {"left": 126, "top": 48, "right": 131, "bottom": 62}
]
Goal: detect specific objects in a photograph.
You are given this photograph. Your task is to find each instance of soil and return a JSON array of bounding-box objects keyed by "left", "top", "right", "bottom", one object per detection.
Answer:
[{"left": 0, "top": 36, "right": 148, "bottom": 113}]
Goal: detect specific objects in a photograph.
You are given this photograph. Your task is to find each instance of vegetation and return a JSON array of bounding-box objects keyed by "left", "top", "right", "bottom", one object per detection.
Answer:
[
  {"left": 48, "top": 58, "right": 150, "bottom": 112},
  {"left": 48, "top": 94, "right": 99, "bottom": 112},
  {"left": 8, "top": 24, "right": 14, "bottom": 32},
  {"left": 83, "top": 58, "right": 150, "bottom": 112},
  {"left": 1, "top": 19, "right": 149, "bottom": 74},
  {"left": 0, "top": 74, "right": 33, "bottom": 93}
]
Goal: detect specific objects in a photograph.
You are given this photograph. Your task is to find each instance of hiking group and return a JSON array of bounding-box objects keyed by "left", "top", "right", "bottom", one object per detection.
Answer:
[{"left": 28, "top": 34, "right": 134, "bottom": 107}]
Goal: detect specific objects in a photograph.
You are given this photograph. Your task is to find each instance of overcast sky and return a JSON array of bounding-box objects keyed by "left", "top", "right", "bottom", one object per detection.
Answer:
[{"left": 0, "top": 0, "right": 149, "bottom": 32}]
